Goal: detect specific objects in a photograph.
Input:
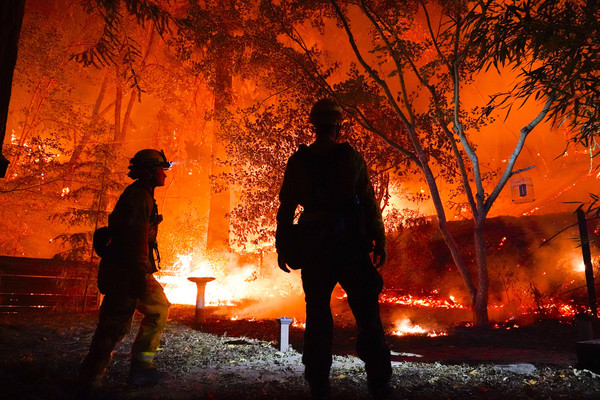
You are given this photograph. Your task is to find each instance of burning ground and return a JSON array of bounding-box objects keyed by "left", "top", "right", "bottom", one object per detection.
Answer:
[{"left": 2, "top": 305, "right": 600, "bottom": 400}]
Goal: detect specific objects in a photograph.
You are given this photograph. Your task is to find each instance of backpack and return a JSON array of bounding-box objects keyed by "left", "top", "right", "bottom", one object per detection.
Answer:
[
  {"left": 277, "top": 143, "right": 369, "bottom": 269},
  {"left": 93, "top": 226, "right": 110, "bottom": 258},
  {"left": 300, "top": 143, "right": 369, "bottom": 247}
]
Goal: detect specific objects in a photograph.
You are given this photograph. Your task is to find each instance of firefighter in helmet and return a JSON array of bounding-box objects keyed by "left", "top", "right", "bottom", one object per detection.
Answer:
[
  {"left": 276, "top": 99, "right": 392, "bottom": 399},
  {"left": 79, "top": 149, "right": 172, "bottom": 394}
]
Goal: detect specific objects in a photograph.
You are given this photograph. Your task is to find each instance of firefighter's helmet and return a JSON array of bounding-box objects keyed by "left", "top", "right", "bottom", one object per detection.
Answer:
[
  {"left": 309, "top": 98, "right": 343, "bottom": 126},
  {"left": 128, "top": 149, "right": 172, "bottom": 173}
]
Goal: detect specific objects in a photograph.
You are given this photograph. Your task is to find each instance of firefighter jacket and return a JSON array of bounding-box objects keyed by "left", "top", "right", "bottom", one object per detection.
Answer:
[
  {"left": 276, "top": 141, "right": 386, "bottom": 261},
  {"left": 107, "top": 180, "right": 160, "bottom": 275}
]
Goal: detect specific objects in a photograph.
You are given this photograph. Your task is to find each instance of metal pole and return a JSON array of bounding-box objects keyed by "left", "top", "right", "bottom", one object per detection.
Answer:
[{"left": 577, "top": 208, "right": 597, "bottom": 317}]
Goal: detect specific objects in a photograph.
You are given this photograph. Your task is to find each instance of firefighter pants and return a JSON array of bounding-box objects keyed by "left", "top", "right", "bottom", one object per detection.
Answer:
[
  {"left": 300, "top": 249, "right": 392, "bottom": 388},
  {"left": 80, "top": 275, "right": 170, "bottom": 381}
]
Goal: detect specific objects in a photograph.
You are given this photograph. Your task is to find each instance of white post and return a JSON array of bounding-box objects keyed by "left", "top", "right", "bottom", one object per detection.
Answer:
[{"left": 277, "top": 316, "right": 293, "bottom": 352}]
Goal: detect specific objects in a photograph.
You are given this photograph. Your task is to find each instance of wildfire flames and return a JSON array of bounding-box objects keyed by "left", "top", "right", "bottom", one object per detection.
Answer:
[
  {"left": 380, "top": 293, "right": 467, "bottom": 310},
  {"left": 157, "top": 253, "right": 304, "bottom": 307},
  {"left": 391, "top": 318, "right": 448, "bottom": 337},
  {"left": 151, "top": 247, "right": 591, "bottom": 337}
]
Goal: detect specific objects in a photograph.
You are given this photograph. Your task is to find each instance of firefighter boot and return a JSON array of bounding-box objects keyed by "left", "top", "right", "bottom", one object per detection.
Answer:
[
  {"left": 77, "top": 352, "right": 112, "bottom": 398},
  {"left": 128, "top": 352, "right": 169, "bottom": 387}
]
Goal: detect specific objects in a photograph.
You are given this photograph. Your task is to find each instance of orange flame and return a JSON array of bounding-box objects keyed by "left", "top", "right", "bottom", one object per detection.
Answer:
[
  {"left": 380, "top": 293, "right": 467, "bottom": 309},
  {"left": 156, "top": 252, "right": 304, "bottom": 315},
  {"left": 390, "top": 318, "right": 447, "bottom": 337}
]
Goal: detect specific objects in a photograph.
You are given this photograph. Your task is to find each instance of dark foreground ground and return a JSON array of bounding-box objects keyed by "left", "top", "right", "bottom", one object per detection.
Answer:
[{"left": 1, "top": 305, "right": 600, "bottom": 400}]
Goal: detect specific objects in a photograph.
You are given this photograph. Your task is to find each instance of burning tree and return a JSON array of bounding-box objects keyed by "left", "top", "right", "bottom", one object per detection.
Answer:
[
  {"left": 179, "top": 1, "right": 434, "bottom": 254},
  {"left": 0, "top": 0, "right": 177, "bottom": 178},
  {"left": 172, "top": 1, "right": 243, "bottom": 252},
  {"left": 0, "top": 3, "right": 115, "bottom": 258},
  {"left": 2, "top": 0, "right": 195, "bottom": 260}
]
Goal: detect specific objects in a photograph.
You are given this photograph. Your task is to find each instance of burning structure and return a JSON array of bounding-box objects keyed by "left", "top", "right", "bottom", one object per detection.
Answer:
[{"left": 1, "top": 0, "right": 599, "bottom": 335}]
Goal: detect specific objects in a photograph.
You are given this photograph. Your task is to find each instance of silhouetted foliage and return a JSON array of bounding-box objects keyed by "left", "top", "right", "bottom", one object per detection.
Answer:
[
  {"left": 473, "top": 0, "right": 600, "bottom": 148},
  {"left": 72, "top": 0, "right": 182, "bottom": 96}
]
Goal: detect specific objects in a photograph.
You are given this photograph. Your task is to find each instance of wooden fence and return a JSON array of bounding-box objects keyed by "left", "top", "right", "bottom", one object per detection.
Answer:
[{"left": 0, "top": 256, "right": 99, "bottom": 313}]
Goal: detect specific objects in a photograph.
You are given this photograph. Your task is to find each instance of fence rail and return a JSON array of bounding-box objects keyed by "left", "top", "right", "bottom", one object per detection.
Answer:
[{"left": 0, "top": 256, "right": 99, "bottom": 312}]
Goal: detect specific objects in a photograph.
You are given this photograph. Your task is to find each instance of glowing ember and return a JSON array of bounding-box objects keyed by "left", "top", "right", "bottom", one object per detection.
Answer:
[
  {"left": 391, "top": 318, "right": 447, "bottom": 337},
  {"left": 380, "top": 293, "right": 467, "bottom": 309},
  {"left": 497, "top": 236, "right": 507, "bottom": 250},
  {"left": 492, "top": 322, "right": 521, "bottom": 330}
]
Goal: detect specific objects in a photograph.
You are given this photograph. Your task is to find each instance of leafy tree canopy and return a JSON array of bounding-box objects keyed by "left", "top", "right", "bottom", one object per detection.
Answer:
[{"left": 473, "top": 0, "right": 600, "bottom": 149}]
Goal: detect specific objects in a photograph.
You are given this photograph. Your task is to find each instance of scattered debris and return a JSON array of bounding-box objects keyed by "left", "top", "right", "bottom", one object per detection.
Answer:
[{"left": 493, "top": 363, "right": 537, "bottom": 375}]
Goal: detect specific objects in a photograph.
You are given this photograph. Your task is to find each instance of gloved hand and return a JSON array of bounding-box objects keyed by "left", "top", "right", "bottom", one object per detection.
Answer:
[
  {"left": 277, "top": 254, "right": 291, "bottom": 273},
  {"left": 373, "top": 244, "right": 387, "bottom": 268}
]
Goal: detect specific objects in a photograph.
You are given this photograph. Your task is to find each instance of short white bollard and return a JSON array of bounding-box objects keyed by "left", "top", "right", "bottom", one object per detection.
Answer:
[{"left": 277, "top": 316, "right": 293, "bottom": 352}]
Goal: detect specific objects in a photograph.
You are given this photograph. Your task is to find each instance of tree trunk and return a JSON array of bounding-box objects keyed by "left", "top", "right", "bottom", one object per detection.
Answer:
[
  {"left": 206, "top": 57, "right": 232, "bottom": 252},
  {"left": 472, "top": 217, "right": 489, "bottom": 327},
  {"left": 0, "top": 0, "right": 26, "bottom": 177}
]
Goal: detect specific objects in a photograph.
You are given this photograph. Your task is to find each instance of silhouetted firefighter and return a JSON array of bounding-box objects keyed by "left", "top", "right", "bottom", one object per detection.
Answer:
[
  {"left": 276, "top": 99, "right": 392, "bottom": 399},
  {"left": 78, "top": 149, "right": 172, "bottom": 396}
]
